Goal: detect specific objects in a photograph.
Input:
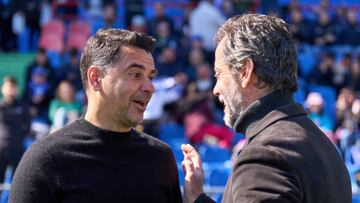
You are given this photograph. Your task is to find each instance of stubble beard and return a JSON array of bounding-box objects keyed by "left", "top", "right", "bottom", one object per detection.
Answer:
[{"left": 223, "top": 84, "right": 245, "bottom": 128}]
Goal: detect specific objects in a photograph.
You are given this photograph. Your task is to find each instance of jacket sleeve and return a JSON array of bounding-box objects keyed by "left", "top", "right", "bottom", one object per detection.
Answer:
[
  {"left": 9, "top": 143, "right": 58, "bottom": 203},
  {"left": 228, "top": 146, "right": 303, "bottom": 203},
  {"left": 194, "top": 193, "right": 216, "bottom": 203}
]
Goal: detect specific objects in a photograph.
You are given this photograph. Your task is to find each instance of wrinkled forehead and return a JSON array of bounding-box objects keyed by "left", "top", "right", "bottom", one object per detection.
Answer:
[
  {"left": 119, "top": 45, "right": 155, "bottom": 65},
  {"left": 214, "top": 38, "right": 229, "bottom": 71}
]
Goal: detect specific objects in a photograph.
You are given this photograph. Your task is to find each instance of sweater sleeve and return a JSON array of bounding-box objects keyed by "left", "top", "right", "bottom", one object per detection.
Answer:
[
  {"left": 9, "top": 143, "right": 59, "bottom": 203},
  {"left": 228, "top": 146, "right": 303, "bottom": 203},
  {"left": 166, "top": 147, "right": 183, "bottom": 203}
]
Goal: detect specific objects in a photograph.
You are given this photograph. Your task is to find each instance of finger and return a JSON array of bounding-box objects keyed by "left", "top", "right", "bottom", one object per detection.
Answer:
[
  {"left": 182, "top": 160, "right": 187, "bottom": 175},
  {"left": 182, "top": 159, "right": 195, "bottom": 181},
  {"left": 182, "top": 144, "right": 202, "bottom": 168},
  {"left": 181, "top": 144, "right": 189, "bottom": 156}
]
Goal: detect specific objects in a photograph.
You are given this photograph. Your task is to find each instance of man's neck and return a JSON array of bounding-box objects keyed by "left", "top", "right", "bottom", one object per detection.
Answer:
[
  {"left": 84, "top": 104, "right": 131, "bottom": 133},
  {"left": 243, "top": 86, "right": 274, "bottom": 110}
]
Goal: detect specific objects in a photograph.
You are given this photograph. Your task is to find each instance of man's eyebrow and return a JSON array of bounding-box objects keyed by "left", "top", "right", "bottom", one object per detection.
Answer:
[
  {"left": 126, "top": 63, "right": 158, "bottom": 75},
  {"left": 126, "top": 63, "right": 145, "bottom": 70}
]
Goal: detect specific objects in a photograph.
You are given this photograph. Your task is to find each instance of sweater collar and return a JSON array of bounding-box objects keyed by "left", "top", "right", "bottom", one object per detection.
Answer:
[
  {"left": 233, "top": 90, "right": 298, "bottom": 137},
  {"left": 80, "top": 118, "right": 133, "bottom": 141}
]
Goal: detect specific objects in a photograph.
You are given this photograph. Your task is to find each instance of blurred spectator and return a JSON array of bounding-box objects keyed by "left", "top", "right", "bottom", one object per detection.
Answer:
[
  {"left": 335, "top": 88, "right": 357, "bottom": 152},
  {"left": 189, "top": 0, "right": 225, "bottom": 56},
  {"left": 49, "top": 81, "right": 82, "bottom": 133},
  {"left": 349, "top": 138, "right": 360, "bottom": 168},
  {"left": 25, "top": 67, "right": 52, "bottom": 120},
  {"left": 156, "top": 45, "right": 183, "bottom": 77},
  {"left": 233, "top": 0, "right": 259, "bottom": 14},
  {"left": 306, "top": 92, "right": 337, "bottom": 144},
  {"left": 337, "top": 97, "right": 360, "bottom": 156},
  {"left": 58, "top": 49, "right": 83, "bottom": 93},
  {"left": 314, "top": 10, "right": 337, "bottom": 46},
  {"left": 124, "top": 0, "right": 144, "bottom": 28},
  {"left": 83, "top": 0, "right": 103, "bottom": 18},
  {"left": 333, "top": 52, "right": 352, "bottom": 92},
  {"left": 0, "top": 77, "right": 31, "bottom": 186},
  {"left": 309, "top": 51, "right": 335, "bottom": 86},
  {"left": 24, "top": 0, "right": 41, "bottom": 51},
  {"left": 25, "top": 66, "right": 53, "bottom": 122},
  {"left": 306, "top": 92, "right": 334, "bottom": 139},
  {"left": 185, "top": 48, "right": 207, "bottom": 82},
  {"left": 280, "top": 0, "right": 300, "bottom": 20},
  {"left": 195, "top": 63, "right": 214, "bottom": 92},
  {"left": 182, "top": 96, "right": 233, "bottom": 148},
  {"left": 92, "top": 3, "right": 122, "bottom": 34},
  {"left": 129, "top": 14, "right": 148, "bottom": 33},
  {"left": 25, "top": 48, "right": 57, "bottom": 88},
  {"left": 179, "top": 5, "right": 193, "bottom": 39},
  {"left": 220, "top": 0, "right": 235, "bottom": 18},
  {"left": 52, "top": 0, "right": 78, "bottom": 21},
  {"left": 12, "top": 10, "right": 26, "bottom": 42},
  {"left": 337, "top": 9, "right": 360, "bottom": 45},
  {"left": 144, "top": 74, "right": 187, "bottom": 137},
  {"left": 40, "top": 0, "right": 52, "bottom": 26},
  {"left": 349, "top": 56, "right": 360, "bottom": 94},
  {"left": 336, "top": 88, "right": 357, "bottom": 128},
  {"left": 148, "top": 2, "right": 175, "bottom": 36},
  {"left": 0, "top": 0, "right": 20, "bottom": 51},
  {"left": 313, "top": 0, "right": 332, "bottom": 14},
  {"left": 333, "top": 6, "right": 347, "bottom": 29},
  {"left": 153, "top": 21, "right": 178, "bottom": 57},
  {"left": 288, "top": 8, "right": 314, "bottom": 44}
]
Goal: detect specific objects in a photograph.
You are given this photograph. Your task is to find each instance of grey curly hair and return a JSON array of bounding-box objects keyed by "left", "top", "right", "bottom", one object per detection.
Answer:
[{"left": 215, "top": 14, "right": 298, "bottom": 92}]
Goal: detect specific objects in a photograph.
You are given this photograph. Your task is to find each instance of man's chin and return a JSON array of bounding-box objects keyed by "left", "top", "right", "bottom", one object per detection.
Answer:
[{"left": 223, "top": 114, "right": 232, "bottom": 128}]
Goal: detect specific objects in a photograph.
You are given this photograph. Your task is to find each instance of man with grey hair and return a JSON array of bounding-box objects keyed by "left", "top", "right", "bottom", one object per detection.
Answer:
[
  {"left": 182, "top": 14, "right": 351, "bottom": 203},
  {"left": 9, "top": 29, "right": 182, "bottom": 203}
]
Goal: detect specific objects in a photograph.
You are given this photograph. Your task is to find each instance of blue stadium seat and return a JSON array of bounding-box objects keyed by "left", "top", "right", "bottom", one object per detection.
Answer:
[
  {"left": 0, "top": 167, "right": 13, "bottom": 203},
  {"left": 208, "top": 168, "right": 231, "bottom": 187},
  {"left": 171, "top": 144, "right": 185, "bottom": 163},
  {"left": 294, "top": 82, "right": 307, "bottom": 104},
  {"left": 199, "top": 145, "right": 231, "bottom": 163},
  {"left": 159, "top": 123, "right": 185, "bottom": 142},
  {"left": 47, "top": 51, "right": 62, "bottom": 69},
  {"left": 298, "top": 49, "right": 316, "bottom": 79},
  {"left": 353, "top": 194, "right": 360, "bottom": 203},
  {"left": 177, "top": 165, "right": 185, "bottom": 186}
]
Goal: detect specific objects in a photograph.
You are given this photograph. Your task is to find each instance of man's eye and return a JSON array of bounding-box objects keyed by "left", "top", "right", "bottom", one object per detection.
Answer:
[{"left": 129, "top": 72, "right": 142, "bottom": 79}]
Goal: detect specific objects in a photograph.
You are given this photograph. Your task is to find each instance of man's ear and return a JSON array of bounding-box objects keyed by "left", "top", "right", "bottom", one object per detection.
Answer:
[
  {"left": 87, "top": 66, "right": 103, "bottom": 91},
  {"left": 238, "top": 58, "right": 255, "bottom": 88}
]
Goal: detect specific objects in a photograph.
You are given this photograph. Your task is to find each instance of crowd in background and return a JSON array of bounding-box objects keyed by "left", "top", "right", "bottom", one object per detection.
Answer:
[{"left": 1, "top": 0, "right": 360, "bottom": 197}]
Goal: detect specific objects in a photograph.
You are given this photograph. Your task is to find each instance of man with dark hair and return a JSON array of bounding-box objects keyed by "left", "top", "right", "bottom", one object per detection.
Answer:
[
  {"left": 10, "top": 29, "right": 182, "bottom": 203},
  {"left": 0, "top": 76, "right": 31, "bottom": 191},
  {"left": 182, "top": 14, "right": 351, "bottom": 203}
]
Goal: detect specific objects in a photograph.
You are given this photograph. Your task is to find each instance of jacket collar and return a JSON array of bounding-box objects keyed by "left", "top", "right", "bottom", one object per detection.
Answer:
[{"left": 233, "top": 90, "right": 307, "bottom": 140}]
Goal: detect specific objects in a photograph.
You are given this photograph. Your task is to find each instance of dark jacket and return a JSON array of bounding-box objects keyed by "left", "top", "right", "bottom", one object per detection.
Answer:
[
  {"left": 0, "top": 99, "right": 31, "bottom": 150},
  {"left": 195, "top": 91, "right": 351, "bottom": 203}
]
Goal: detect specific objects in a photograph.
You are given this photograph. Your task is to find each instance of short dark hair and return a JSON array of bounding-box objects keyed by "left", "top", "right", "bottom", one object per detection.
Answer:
[
  {"left": 79, "top": 29, "right": 156, "bottom": 90},
  {"left": 2, "top": 76, "right": 18, "bottom": 86},
  {"left": 216, "top": 14, "right": 298, "bottom": 92}
]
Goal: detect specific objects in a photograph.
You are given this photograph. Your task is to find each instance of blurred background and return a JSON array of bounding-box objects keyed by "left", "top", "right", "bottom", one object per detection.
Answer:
[{"left": 0, "top": 0, "right": 360, "bottom": 202}]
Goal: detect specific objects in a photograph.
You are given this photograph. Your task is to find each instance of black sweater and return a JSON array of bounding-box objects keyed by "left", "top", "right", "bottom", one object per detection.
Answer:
[
  {"left": 0, "top": 99, "right": 31, "bottom": 150},
  {"left": 9, "top": 118, "right": 182, "bottom": 203}
]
